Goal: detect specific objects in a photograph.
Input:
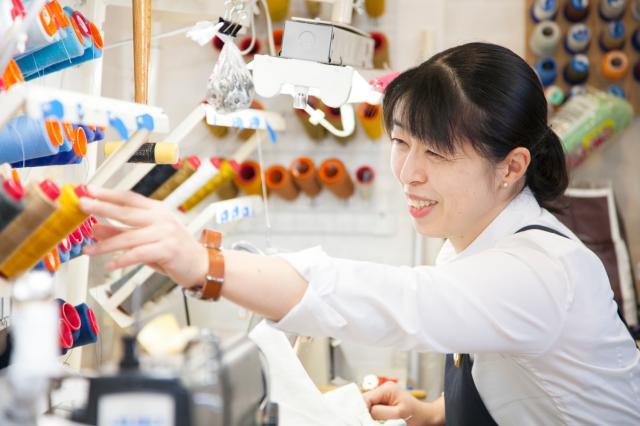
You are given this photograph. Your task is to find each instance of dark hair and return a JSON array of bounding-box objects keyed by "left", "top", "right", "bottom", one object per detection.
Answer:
[{"left": 382, "top": 42, "right": 568, "bottom": 210}]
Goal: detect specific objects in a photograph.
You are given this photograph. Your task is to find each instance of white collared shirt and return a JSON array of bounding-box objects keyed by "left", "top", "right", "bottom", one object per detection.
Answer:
[{"left": 273, "top": 188, "right": 640, "bottom": 425}]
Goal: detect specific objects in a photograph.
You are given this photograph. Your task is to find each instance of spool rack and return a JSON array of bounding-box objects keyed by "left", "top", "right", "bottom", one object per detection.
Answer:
[{"left": 525, "top": 0, "right": 640, "bottom": 112}]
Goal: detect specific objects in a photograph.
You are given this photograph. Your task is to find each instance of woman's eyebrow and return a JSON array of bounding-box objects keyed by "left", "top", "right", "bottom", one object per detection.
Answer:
[{"left": 392, "top": 119, "right": 405, "bottom": 129}]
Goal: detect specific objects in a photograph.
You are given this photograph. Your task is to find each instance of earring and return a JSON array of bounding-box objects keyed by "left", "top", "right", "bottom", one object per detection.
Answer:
[{"left": 502, "top": 182, "right": 508, "bottom": 188}]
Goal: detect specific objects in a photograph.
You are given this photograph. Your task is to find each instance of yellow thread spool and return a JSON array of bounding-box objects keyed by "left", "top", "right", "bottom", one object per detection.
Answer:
[
  {"left": 0, "top": 184, "right": 89, "bottom": 279},
  {"left": 364, "top": 0, "right": 385, "bottom": 17},
  {"left": 234, "top": 160, "right": 263, "bottom": 196},
  {"left": 180, "top": 161, "right": 237, "bottom": 212},
  {"left": 357, "top": 103, "right": 383, "bottom": 140},
  {"left": 150, "top": 156, "right": 201, "bottom": 200},
  {"left": 266, "top": 0, "right": 289, "bottom": 22}
]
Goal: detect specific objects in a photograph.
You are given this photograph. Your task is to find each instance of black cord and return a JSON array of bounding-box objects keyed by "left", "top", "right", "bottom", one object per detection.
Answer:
[{"left": 182, "top": 290, "right": 191, "bottom": 326}]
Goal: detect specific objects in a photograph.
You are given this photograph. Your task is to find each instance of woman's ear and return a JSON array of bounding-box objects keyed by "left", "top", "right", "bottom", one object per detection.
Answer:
[{"left": 498, "top": 147, "right": 531, "bottom": 186}]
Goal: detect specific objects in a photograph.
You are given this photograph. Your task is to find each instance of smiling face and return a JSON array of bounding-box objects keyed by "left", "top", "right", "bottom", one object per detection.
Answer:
[{"left": 390, "top": 122, "right": 508, "bottom": 251}]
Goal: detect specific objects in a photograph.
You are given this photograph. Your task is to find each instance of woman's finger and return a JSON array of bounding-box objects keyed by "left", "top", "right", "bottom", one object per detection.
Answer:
[
  {"left": 92, "top": 223, "right": 126, "bottom": 240},
  {"left": 84, "top": 226, "right": 160, "bottom": 256},
  {"left": 79, "top": 197, "right": 153, "bottom": 227},
  {"left": 88, "top": 186, "right": 158, "bottom": 209},
  {"left": 107, "top": 242, "right": 168, "bottom": 271},
  {"left": 363, "top": 382, "right": 398, "bottom": 408},
  {"left": 370, "top": 404, "right": 402, "bottom": 421}
]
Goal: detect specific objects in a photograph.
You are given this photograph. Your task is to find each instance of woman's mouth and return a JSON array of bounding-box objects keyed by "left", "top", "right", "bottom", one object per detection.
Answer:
[{"left": 407, "top": 198, "right": 438, "bottom": 218}]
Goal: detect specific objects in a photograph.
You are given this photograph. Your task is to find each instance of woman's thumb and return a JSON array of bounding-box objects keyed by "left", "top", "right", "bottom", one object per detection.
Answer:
[{"left": 370, "top": 404, "right": 402, "bottom": 420}]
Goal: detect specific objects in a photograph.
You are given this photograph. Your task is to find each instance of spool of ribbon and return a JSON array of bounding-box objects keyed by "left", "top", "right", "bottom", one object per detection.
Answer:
[
  {"left": 534, "top": 57, "right": 558, "bottom": 87},
  {"left": 234, "top": 161, "right": 263, "bottom": 196},
  {"left": 357, "top": 103, "right": 383, "bottom": 140},
  {"left": 565, "top": 24, "right": 591, "bottom": 53},
  {"left": 238, "top": 100, "right": 264, "bottom": 141},
  {"left": 599, "top": 20, "right": 625, "bottom": 51},
  {"left": 266, "top": 0, "right": 289, "bottom": 21},
  {"left": 0, "top": 180, "right": 60, "bottom": 264},
  {"left": 370, "top": 32, "right": 389, "bottom": 69},
  {"left": 266, "top": 164, "right": 299, "bottom": 200},
  {"left": 0, "top": 184, "right": 91, "bottom": 279},
  {"left": 318, "top": 158, "right": 354, "bottom": 199},
  {"left": 365, "top": 0, "right": 385, "bottom": 18},
  {"left": 530, "top": 21, "right": 561, "bottom": 57},
  {"left": 599, "top": 0, "right": 626, "bottom": 21},
  {"left": 355, "top": 165, "right": 375, "bottom": 199},
  {"left": 564, "top": 54, "right": 590, "bottom": 84},
  {"left": 602, "top": 50, "right": 629, "bottom": 79},
  {"left": 564, "top": 0, "right": 590, "bottom": 22},
  {"left": 103, "top": 141, "right": 179, "bottom": 164},
  {"left": 0, "top": 178, "right": 26, "bottom": 232},
  {"left": 0, "top": 116, "right": 63, "bottom": 165},
  {"left": 132, "top": 162, "right": 181, "bottom": 196},
  {"left": 290, "top": 157, "right": 322, "bottom": 197},
  {"left": 295, "top": 96, "right": 326, "bottom": 141},
  {"left": 150, "top": 156, "right": 201, "bottom": 201}
]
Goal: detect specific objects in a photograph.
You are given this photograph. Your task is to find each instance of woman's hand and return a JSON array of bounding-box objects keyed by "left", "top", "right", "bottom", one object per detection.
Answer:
[
  {"left": 79, "top": 187, "right": 208, "bottom": 288},
  {"left": 363, "top": 382, "right": 444, "bottom": 426}
]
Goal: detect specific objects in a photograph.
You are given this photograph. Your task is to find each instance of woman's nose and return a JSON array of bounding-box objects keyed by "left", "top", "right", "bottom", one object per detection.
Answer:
[{"left": 399, "top": 150, "right": 428, "bottom": 186}]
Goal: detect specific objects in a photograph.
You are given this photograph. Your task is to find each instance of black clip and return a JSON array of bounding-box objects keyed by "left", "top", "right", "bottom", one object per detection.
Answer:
[{"left": 218, "top": 17, "right": 242, "bottom": 37}]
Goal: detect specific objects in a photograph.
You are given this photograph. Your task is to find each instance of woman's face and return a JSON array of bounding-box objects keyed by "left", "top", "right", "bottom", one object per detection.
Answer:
[{"left": 390, "top": 122, "right": 505, "bottom": 250}]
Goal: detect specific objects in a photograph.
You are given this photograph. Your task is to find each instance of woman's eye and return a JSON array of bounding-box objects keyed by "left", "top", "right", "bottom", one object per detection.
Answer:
[
  {"left": 426, "top": 150, "right": 444, "bottom": 158},
  {"left": 392, "top": 138, "right": 407, "bottom": 146}
]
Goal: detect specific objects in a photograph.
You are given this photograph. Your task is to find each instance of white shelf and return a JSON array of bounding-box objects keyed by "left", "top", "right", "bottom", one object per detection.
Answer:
[{"left": 204, "top": 104, "right": 287, "bottom": 132}]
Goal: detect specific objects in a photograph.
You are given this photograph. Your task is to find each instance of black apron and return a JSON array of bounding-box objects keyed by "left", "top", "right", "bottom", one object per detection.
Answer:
[{"left": 443, "top": 225, "right": 568, "bottom": 426}]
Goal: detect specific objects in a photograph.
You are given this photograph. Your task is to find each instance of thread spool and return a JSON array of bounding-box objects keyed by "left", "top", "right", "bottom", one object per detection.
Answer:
[
  {"left": 295, "top": 96, "right": 326, "bottom": 140},
  {"left": 234, "top": 161, "right": 263, "bottom": 196},
  {"left": 633, "top": 0, "right": 640, "bottom": 19},
  {"left": 370, "top": 32, "right": 389, "bottom": 69},
  {"left": 179, "top": 160, "right": 238, "bottom": 212},
  {"left": 103, "top": 142, "right": 179, "bottom": 164},
  {"left": 600, "top": 20, "right": 626, "bottom": 51},
  {"left": 0, "top": 178, "right": 26, "bottom": 232},
  {"left": 633, "top": 58, "right": 640, "bottom": 80},
  {"left": 132, "top": 162, "right": 181, "bottom": 196},
  {"left": 68, "top": 8, "right": 91, "bottom": 49},
  {"left": 305, "top": 1, "right": 322, "bottom": 18},
  {"left": 365, "top": 0, "right": 385, "bottom": 17},
  {"left": 107, "top": 266, "right": 175, "bottom": 315},
  {"left": 324, "top": 105, "right": 356, "bottom": 142},
  {"left": 357, "top": 103, "right": 383, "bottom": 140},
  {"left": 69, "top": 229, "right": 83, "bottom": 257},
  {"left": 602, "top": 50, "right": 629, "bottom": 79},
  {"left": 59, "top": 319, "right": 73, "bottom": 350},
  {"left": 632, "top": 28, "right": 640, "bottom": 51},
  {"left": 0, "top": 59, "right": 24, "bottom": 91},
  {"left": 266, "top": 0, "right": 289, "bottom": 21},
  {"left": 239, "top": 36, "right": 261, "bottom": 60},
  {"left": 43, "top": 247, "right": 60, "bottom": 272},
  {"left": 0, "top": 184, "right": 91, "bottom": 279},
  {"left": 0, "top": 116, "right": 63, "bottom": 165},
  {"left": 163, "top": 157, "right": 219, "bottom": 208},
  {"left": 149, "top": 156, "right": 201, "bottom": 201},
  {"left": 290, "top": 157, "right": 322, "bottom": 197},
  {"left": 47, "top": 1, "right": 69, "bottom": 29},
  {"left": 71, "top": 304, "right": 99, "bottom": 347},
  {"left": 217, "top": 178, "right": 239, "bottom": 200},
  {"left": 238, "top": 100, "right": 264, "bottom": 141},
  {"left": 564, "top": 54, "right": 590, "bottom": 84},
  {"left": 0, "top": 180, "right": 60, "bottom": 264},
  {"left": 10, "top": 125, "right": 88, "bottom": 167},
  {"left": 270, "top": 28, "right": 284, "bottom": 54},
  {"left": 608, "top": 84, "right": 626, "bottom": 97},
  {"left": 565, "top": 24, "right": 591, "bottom": 53},
  {"left": 266, "top": 165, "right": 299, "bottom": 200},
  {"left": 355, "top": 165, "right": 375, "bottom": 199},
  {"left": 565, "top": 0, "right": 591, "bottom": 21},
  {"left": 58, "top": 238, "right": 71, "bottom": 263},
  {"left": 318, "top": 159, "right": 354, "bottom": 199},
  {"left": 545, "top": 85, "right": 566, "bottom": 107},
  {"left": 530, "top": 21, "right": 561, "bottom": 56},
  {"left": 599, "top": 0, "right": 626, "bottom": 20},
  {"left": 16, "top": 16, "right": 84, "bottom": 78},
  {"left": 535, "top": 57, "right": 558, "bottom": 86},
  {"left": 57, "top": 299, "right": 81, "bottom": 333},
  {"left": 21, "top": 5, "right": 60, "bottom": 54}
]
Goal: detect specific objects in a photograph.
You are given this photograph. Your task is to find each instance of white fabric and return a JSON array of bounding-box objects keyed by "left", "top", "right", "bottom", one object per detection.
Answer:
[{"left": 271, "top": 187, "right": 640, "bottom": 425}]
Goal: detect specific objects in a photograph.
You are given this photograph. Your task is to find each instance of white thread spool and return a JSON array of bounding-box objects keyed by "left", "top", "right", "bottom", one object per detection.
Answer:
[
  {"left": 566, "top": 24, "right": 591, "bottom": 53},
  {"left": 21, "top": 6, "right": 61, "bottom": 54},
  {"left": 163, "top": 157, "right": 219, "bottom": 208},
  {"left": 530, "top": 21, "right": 561, "bottom": 56},
  {"left": 532, "top": 0, "right": 559, "bottom": 21},
  {"left": 600, "top": 0, "right": 626, "bottom": 20},
  {"left": 355, "top": 165, "right": 375, "bottom": 200}
]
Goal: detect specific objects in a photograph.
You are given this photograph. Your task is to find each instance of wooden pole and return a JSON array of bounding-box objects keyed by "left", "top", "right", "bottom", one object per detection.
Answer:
[{"left": 132, "top": 0, "right": 151, "bottom": 104}]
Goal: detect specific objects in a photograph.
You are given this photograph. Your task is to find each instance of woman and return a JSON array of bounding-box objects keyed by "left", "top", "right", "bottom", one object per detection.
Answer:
[{"left": 80, "top": 43, "right": 640, "bottom": 425}]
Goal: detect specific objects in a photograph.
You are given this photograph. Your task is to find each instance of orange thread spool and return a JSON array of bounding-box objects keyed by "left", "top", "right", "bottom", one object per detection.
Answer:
[
  {"left": 318, "top": 158, "right": 354, "bottom": 199},
  {"left": 290, "top": 157, "right": 322, "bottom": 197},
  {"left": 602, "top": 50, "right": 629, "bottom": 80},
  {"left": 266, "top": 164, "right": 300, "bottom": 200}
]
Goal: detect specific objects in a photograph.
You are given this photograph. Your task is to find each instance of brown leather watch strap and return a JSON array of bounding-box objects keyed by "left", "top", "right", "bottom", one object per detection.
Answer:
[{"left": 197, "top": 229, "right": 224, "bottom": 301}]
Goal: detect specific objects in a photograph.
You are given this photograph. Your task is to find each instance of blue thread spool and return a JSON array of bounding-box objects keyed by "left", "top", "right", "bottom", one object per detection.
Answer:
[
  {"left": 72, "top": 303, "right": 99, "bottom": 347},
  {"left": 93, "top": 127, "right": 104, "bottom": 141},
  {"left": 565, "top": 24, "right": 591, "bottom": 53},
  {"left": 608, "top": 84, "right": 626, "bottom": 97},
  {"left": 0, "top": 115, "right": 62, "bottom": 165},
  {"left": 58, "top": 246, "right": 71, "bottom": 263},
  {"left": 600, "top": 21, "right": 626, "bottom": 51},
  {"left": 11, "top": 149, "right": 82, "bottom": 168},
  {"left": 16, "top": 19, "right": 84, "bottom": 79},
  {"left": 599, "top": 0, "right": 626, "bottom": 21},
  {"left": 632, "top": 28, "right": 640, "bottom": 51},
  {"left": 531, "top": 0, "right": 558, "bottom": 22},
  {"left": 565, "top": 0, "right": 590, "bottom": 22},
  {"left": 564, "top": 54, "right": 590, "bottom": 84},
  {"left": 535, "top": 58, "right": 558, "bottom": 87}
]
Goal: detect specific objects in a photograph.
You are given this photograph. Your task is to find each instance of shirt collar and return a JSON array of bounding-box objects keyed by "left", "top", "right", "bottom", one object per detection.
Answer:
[{"left": 436, "top": 187, "right": 543, "bottom": 265}]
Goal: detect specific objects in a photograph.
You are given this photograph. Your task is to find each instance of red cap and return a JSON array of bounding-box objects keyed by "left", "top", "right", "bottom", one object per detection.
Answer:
[
  {"left": 74, "top": 184, "right": 92, "bottom": 199},
  {"left": 187, "top": 155, "right": 201, "bottom": 169},
  {"left": 69, "top": 229, "right": 83, "bottom": 245},
  {"left": 229, "top": 160, "right": 241, "bottom": 172},
  {"left": 87, "top": 307, "right": 100, "bottom": 334},
  {"left": 58, "top": 237, "right": 72, "bottom": 253},
  {"left": 59, "top": 319, "right": 73, "bottom": 349},
  {"left": 79, "top": 221, "right": 93, "bottom": 239},
  {"left": 39, "top": 179, "right": 61, "bottom": 201},
  {"left": 89, "top": 215, "right": 98, "bottom": 226},
  {"left": 3, "top": 178, "right": 24, "bottom": 200},
  {"left": 210, "top": 157, "right": 222, "bottom": 168},
  {"left": 60, "top": 302, "right": 81, "bottom": 330},
  {"left": 172, "top": 159, "right": 183, "bottom": 169}
]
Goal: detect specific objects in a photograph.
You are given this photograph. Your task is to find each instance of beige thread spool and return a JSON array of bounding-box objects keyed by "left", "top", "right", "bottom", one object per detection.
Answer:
[{"left": 290, "top": 157, "right": 322, "bottom": 197}]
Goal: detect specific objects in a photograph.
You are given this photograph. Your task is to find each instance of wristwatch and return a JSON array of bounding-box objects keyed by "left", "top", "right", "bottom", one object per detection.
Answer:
[{"left": 185, "top": 229, "right": 225, "bottom": 301}]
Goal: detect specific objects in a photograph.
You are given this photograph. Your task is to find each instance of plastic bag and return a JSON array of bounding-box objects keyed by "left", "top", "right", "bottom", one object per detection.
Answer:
[{"left": 205, "top": 38, "right": 255, "bottom": 113}]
